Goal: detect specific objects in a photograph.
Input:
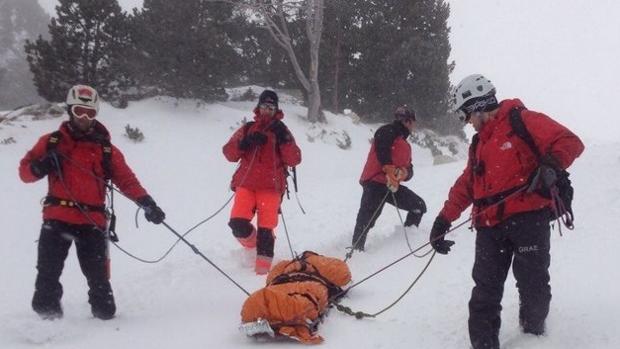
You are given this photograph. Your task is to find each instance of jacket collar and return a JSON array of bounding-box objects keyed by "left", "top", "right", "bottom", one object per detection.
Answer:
[
  {"left": 392, "top": 120, "right": 411, "bottom": 138},
  {"left": 478, "top": 98, "right": 526, "bottom": 141}
]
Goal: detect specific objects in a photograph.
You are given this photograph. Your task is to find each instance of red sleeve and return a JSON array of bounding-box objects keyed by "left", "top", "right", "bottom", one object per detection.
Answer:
[
  {"left": 19, "top": 134, "right": 50, "bottom": 183},
  {"left": 110, "top": 145, "right": 148, "bottom": 200},
  {"left": 391, "top": 140, "right": 412, "bottom": 168},
  {"left": 439, "top": 159, "right": 474, "bottom": 223},
  {"left": 279, "top": 136, "right": 302, "bottom": 167},
  {"left": 222, "top": 127, "right": 247, "bottom": 162},
  {"left": 521, "top": 111, "right": 585, "bottom": 169}
]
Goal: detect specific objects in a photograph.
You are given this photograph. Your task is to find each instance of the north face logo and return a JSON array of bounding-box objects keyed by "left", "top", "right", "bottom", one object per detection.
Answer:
[{"left": 500, "top": 141, "right": 512, "bottom": 150}]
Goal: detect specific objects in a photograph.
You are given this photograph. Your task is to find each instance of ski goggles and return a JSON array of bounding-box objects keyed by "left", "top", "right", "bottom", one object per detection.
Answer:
[
  {"left": 71, "top": 105, "right": 97, "bottom": 120},
  {"left": 258, "top": 103, "right": 276, "bottom": 111},
  {"left": 457, "top": 108, "right": 472, "bottom": 123}
]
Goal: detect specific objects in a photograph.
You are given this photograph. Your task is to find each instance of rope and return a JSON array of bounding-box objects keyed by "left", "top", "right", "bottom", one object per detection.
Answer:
[
  {"left": 333, "top": 184, "right": 534, "bottom": 318},
  {"left": 49, "top": 153, "right": 108, "bottom": 234},
  {"left": 129, "top": 193, "right": 234, "bottom": 263},
  {"left": 292, "top": 167, "right": 306, "bottom": 214},
  {"left": 161, "top": 221, "right": 250, "bottom": 296},
  {"left": 270, "top": 136, "right": 297, "bottom": 260},
  {"left": 548, "top": 186, "right": 574, "bottom": 236},
  {"left": 333, "top": 251, "right": 436, "bottom": 319},
  {"left": 58, "top": 145, "right": 257, "bottom": 263},
  {"left": 390, "top": 190, "right": 433, "bottom": 258},
  {"left": 279, "top": 207, "right": 296, "bottom": 259},
  {"left": 49, "top": 152, "right": 250, "bottom": 296},
  {"left": 345, "top": 190, "right": 390, "bottom": 262}
]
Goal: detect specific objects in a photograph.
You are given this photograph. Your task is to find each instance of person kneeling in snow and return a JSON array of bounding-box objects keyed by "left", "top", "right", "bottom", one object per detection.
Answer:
[
  {"left": 240, "top": 251, "right": 351, "bottom": 344},
  {"left": 19, "top": 85, "right": 165, "bottom": 320},
  {"left": 222, "top": 90, "right": 302, "bottom": 274}
]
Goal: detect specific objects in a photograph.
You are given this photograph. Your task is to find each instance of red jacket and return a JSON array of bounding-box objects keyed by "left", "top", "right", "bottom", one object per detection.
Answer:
[
  {"left": 439, "top": 99, "right": 584, "bottom": 227},
  {"left": 223, "top": 109, "right": 301, "bottom": 193},
  {"left": 360, "top": 121, "right": 413, "bottom": 185},
  {"left": 19, "top": 121, "right": 148, "bottom": 227}
]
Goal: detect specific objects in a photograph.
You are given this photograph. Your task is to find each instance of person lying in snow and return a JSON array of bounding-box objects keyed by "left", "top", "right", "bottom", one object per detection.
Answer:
[{"left": 240, "top": 251, "right": 352, "bottom": 344}]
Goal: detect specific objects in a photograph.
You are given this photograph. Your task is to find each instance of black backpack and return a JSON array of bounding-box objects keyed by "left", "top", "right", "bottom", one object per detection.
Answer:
[{"left": 509, "top": 107, "right": 574, "bottom": 228}]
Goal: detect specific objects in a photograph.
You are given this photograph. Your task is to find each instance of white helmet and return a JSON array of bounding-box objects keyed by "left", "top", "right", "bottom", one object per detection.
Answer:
[
  {"left": 453, "top": 74, "right": 496, "bottom": 112},
  {"left": 66, "top": 85, "right": 100, "bottom": 111}
]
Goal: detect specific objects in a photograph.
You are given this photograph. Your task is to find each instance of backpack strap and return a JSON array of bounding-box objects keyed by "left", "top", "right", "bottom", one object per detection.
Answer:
[
  {"left": 508, "top": 107, "right": 541, "bottom": 160},
  {"left": 469, "top": 133, "right": 480, "bottom": 175},
  {"left": 47, "top": 130, "right": 113, "bottom": 181},
  {"left": 101, "top": 139, "right": 112, "bottom": 181},
  {"left": 46, "top": 131, "right": 62, "bottom": 152}
]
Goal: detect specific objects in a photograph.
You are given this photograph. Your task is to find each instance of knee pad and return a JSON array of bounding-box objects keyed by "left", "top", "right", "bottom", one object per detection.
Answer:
[{"left": 229, "top": 218, "right": 254, "bottom": 238}]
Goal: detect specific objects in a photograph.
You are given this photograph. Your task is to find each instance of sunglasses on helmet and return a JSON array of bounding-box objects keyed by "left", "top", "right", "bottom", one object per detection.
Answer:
[
  {"left": 71, "top": 105, "right": 97, "bottom": 120},
  {"left": 258, "top": 103, "right": 276, "bottom": 111}
]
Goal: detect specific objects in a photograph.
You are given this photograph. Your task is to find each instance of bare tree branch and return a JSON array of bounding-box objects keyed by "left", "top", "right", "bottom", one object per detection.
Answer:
[{"left": 221, "top": 0, "right": 325, "bottom": 122}]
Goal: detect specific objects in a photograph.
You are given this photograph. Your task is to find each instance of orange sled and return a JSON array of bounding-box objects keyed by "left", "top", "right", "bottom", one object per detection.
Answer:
[{"left": 240, "top": 251, "right": 352, "bottom": 344}]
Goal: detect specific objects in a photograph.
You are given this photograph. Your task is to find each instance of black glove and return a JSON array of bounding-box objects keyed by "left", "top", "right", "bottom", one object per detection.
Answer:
[
  {"left": 429, "top": 216, "right": 454, "bottom": 255},
  {"left": 137, "top": 195, "right": 166, "bottom": 224},
  {"left": 528, "top": 154, "right": 560, "bottom": 195},
  {"left": 30, "top": 152, "right": 61, "bottom": 178},
  {"left": 239, "top": 132, "right": 268, "bottom": 151},
  {"left": 270, "top": 121, "right": 292, "bottom": 144}
]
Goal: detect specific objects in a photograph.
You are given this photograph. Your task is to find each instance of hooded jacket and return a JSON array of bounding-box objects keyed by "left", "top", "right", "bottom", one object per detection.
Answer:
[
  {"left": 223, "top": 108, "right": 301, "bottom": 193},
  {"left": 19, "top": 121, "right": 148, "bottom": 227},
  {"left": 359, "top": 120, "right": 413, "bottom": 185},
  {"left": 439, "top": 99, "right": 584, "bottom": 227}
]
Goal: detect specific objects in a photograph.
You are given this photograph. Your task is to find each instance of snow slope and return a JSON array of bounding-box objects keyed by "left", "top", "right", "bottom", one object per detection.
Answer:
[{"left": 1, "top": 92, "right": 619, "bottom": 348}]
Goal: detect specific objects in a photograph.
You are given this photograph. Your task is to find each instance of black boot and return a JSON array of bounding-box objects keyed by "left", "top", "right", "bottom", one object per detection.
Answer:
[
  {"left": 471, "top": 336, "right": 500, "bottom": 349},
  {"left": 404, "top": 209, "right": 424, "bottom": 227},
  {"left": 89, "top": 283, "right": 116, "bottom": 320},
  {"left": 520, "top": 318, "right": 545, "bottom": 335},
  {"left": 32, "top": 296, "right": 63, "bottom": 320}
]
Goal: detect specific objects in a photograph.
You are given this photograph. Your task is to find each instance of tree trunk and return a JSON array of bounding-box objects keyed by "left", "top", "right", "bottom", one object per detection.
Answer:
[
  {"left": 236, "top": 0, "right": 326, "bottom": 123},
  {"left": 305, "top": 0, "right": 325, "bottom": 122},
  {"left": 307, "top": 82, "right": 322, "bottom": 123},
  {"left": 331, "top": 12, "right": 342, "bottom": 113}
]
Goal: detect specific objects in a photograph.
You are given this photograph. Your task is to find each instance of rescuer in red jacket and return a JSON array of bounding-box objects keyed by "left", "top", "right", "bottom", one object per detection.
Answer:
[
  {"left": 19, "top": 85, "right": 165, "bottom": 320},
  {"left": 223, "top": 90, "right": 301, "bottom": 275},
  {"left": 351, "top": 106, "right": 427, "bottom": 252},
  {"left": 429, "top": 74, "right": 584, "bottom": 349}
]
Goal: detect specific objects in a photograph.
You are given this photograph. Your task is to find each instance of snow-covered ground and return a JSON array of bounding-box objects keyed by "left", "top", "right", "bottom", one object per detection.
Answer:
[
  {"left": 4, "top": 1, "right": 620, "bottom": 347},
  {"left": 0, "top": 90, "right": 618, "bottom": 348}
]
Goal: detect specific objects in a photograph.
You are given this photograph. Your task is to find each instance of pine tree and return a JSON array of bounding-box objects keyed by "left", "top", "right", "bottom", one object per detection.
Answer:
[
  {"left": 0, "top": 0, "right": 49, "bottom": 109},
  {"left": 24, "top": 0, "right": 130, "bottom": 103},
  {"left": 338, "top": 0, "right": 461, "bottom": 135},
  {"left": 128, "top": 0, "right": 241, "bottom": 101},
  {"left": 318, "top": 1, "right": 357, "bottom": 113},
  {"left": 234, "top": 18, "right": 298, "bottom": 90}
]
